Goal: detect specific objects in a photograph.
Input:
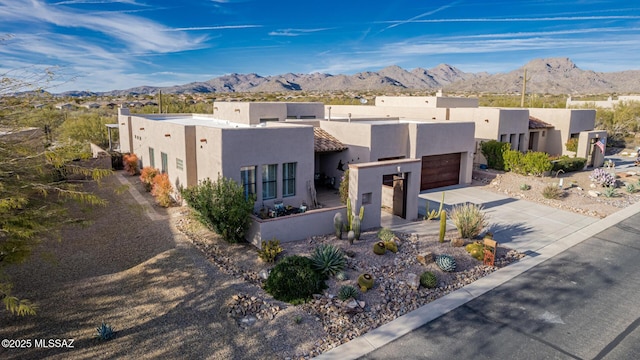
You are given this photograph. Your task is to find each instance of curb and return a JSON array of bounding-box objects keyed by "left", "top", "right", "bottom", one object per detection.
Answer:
[{"left": 313, "top": 201, "right": 640, "bottom": 359}]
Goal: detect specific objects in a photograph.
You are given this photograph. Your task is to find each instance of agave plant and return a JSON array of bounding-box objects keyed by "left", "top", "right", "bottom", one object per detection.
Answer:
[
  {"left": 310, "top": 244, "right": 346, "bottom": 277},
  {"left": 435, "top": 254, "right": 457, "bottom": 272},
  {"left": 337, "top": 285, "right": 359, "bottom": 301},
  {"left": 96, "top": 322, "right": 115, "bottom": 341}
]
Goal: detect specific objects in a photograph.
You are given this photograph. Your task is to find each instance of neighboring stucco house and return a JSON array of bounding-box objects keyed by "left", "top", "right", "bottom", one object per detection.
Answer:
[{"left": 327, "top": 94, "right": 599, "bottom": 165}]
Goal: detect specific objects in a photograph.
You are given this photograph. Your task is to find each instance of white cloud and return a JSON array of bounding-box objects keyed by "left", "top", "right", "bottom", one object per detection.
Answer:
[
  {"left": 166, "top": 25, "right": 262, "bottom": 31},
  {"left": 269, "top": 28, "right": 335, "bottom": 37},
  {"left": 52, "top": 0, "right": 147, "bottom": 5},
  {"left": 0, "top": 0, "right": 206, "bottom": 53}
]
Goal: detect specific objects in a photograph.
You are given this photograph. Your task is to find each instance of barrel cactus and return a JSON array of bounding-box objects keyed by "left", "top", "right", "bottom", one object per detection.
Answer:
[
  {"left": 358, "top": 273, "right": 374, "bottom": 292},
  {"left": 384, "top": 240, "right": 398, "bottom": 253},
  {"left": 435, "top": 254, "right": 457, "bottom": 272},
  {"left": 373, "top": 241, "right": 386, "bottom": 255},
  {"left": 333, "top": 212, "right": 343, "bottom": 239},
  {"left": 420, "top": 271, "right": 437, "bottom": 289},
  {"left": 465, "top": 242, "right": 484, "bottom": 261}
]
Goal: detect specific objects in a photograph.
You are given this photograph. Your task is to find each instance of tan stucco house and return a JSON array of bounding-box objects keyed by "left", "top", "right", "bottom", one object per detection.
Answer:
[
  {"left": 118, "top": 100, "right": 476, "bottom": 242},
  {"left": 327, "top": 93, "right": 601, "bottom": 166}
]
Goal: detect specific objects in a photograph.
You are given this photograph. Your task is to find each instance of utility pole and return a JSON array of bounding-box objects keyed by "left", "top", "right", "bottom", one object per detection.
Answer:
[
  {"left": 520, "top": 69, "right": 531, "bottom": 107},
  {"left": 158, "top": 91, "right": 163, "bottom": 114}
]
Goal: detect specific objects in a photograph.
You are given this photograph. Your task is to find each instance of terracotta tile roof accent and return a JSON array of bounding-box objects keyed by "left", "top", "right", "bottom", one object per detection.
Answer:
[
  {"left": 314, "top": 127, "right": 347, "bottom": 152},
  {"left": 529, "top": 116, "right": 554, "bottom": 129}
]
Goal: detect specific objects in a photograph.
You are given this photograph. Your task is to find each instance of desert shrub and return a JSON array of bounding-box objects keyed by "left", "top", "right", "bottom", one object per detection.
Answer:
[
  {"left": 264, "top": 255, "right": 327, "bottom": 304},
  {"left": 449, "top": 203, "right": 487, "bottom": 239},
  {"left": 337, "top": 285, "right": 359, "bottom": 301},
  {"left": 522, "top": 152, "right": 553, "bottom": 176},
  {"left": 123, "top": 153, "right": 139, "bottom": 175},
  {"left": 310, "top": 244, "right": 345, "bottom": 277},
  {"left": 151, "top": 172, "right": 173, "bottom": 207},
  {"left": 520, "top": 183, "right": 531, "bottom": 191},
  {"left": 480, "top": 140, "right": 510, "bottom": 170},
  {"left": 551, "top": 156, "right": 587, "bottom": 173},
  {"left": 503, "top": 150, "right": 525, "bottom": 174},
  {"left": 504, "top": 150, "right": 552, "bottom": 176},
  {"left": 181, "top": 175, "right": 255, "bottom": 243},
  {"left": 603, "top": 186, "right": 618, "bottom": 198},
  {"left": 420, "top": 271, "right": 437, "bottom": 289},
  {"left": 377, "top": 228, "right": 395, "bottom": 242},
  {"left": 139, "top": 166, "right": 159, "bottom": 192},
  {"left": 257, "top": 238, "right": 283, "bottom": 263},
  {"left": 589, "top": 168, "right": 616, "bottom": 187},
  {"left": 339, "top": 169, "right": 349, "bottom": 205},
  {"left": 565, "top": 137, "right": 579, "bottom": 152},
  {"left": 542, "top": 184, "right": 562, "bottom": 199},
  {"left": 626, "top": 183, "right": 637, "bottom": 193}
]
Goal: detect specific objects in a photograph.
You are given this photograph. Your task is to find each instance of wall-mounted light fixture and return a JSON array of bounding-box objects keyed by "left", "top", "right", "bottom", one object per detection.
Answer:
[
  {"left": 234, "top": 108, "right": 240, "bottom": 112},
  {"left": 200, "top": 138, "right": 207, "bottom": 143},
  {"left": 164, "top": 133, "right": 171, "bottom": 137},
  {"left": 139, "top": 127, "right": 144, "bottom": 130},
  {"left": 120, "top": 122, "right": 125, "bottom": 125},
  {"left": 484, "top": 119, "right": 489, "bottom": 123}
]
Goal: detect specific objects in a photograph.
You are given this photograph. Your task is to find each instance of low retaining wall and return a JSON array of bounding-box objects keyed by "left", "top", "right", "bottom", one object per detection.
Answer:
[{"left": 246, "top": 205, "right": 346, "bottom": 247}]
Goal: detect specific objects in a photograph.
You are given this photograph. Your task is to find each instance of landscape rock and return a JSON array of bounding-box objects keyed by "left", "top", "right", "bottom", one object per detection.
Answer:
[
  {"left": 451, "top": 238, "right": 465, "bottom": 247},
  {"left": 417, "top": 252, "right": 434, "bottom": 265},
  {"left": 406, "top": 273, "right": 420, "bottom": 289},
  {"left": 588, "top": 190, "right": 600, "bottom": 198}
]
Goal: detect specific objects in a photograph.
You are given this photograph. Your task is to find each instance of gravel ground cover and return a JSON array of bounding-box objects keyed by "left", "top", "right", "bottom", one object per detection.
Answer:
[{"left": 4, "top": 164, "right": 631, "bottom": 359}]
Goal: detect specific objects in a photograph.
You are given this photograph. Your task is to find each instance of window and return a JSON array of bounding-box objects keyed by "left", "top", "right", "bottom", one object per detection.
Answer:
[
  {"left": 149, "top": 147, "right": 155, "bottom": 168},
  {"left": 362, "top": 192, "right": 372, "bottom": 205},
  {"left": 176, "top": 158, "right": 184, "bottom": 171},
  {"left": 161, "top": 152, "right": 168, "bottom": 174},
  {"left": 282, "top": 162, "right": 296, "bottom": 197},
  {"left": 262, "top": 164, "right": 277, "bottom": 200},
  {"left": 241, "top": 166, "right": 257, "bottom": 200}
]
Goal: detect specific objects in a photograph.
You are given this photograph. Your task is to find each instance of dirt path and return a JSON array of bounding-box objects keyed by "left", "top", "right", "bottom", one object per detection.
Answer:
[{"left": 0, "top": 173, "right": 309, "bottom": 360}]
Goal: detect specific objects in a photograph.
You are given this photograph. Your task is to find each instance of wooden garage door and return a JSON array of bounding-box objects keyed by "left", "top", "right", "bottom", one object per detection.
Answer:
[{"left": 421, "top": 153, "right": 461, "bottom": 190}]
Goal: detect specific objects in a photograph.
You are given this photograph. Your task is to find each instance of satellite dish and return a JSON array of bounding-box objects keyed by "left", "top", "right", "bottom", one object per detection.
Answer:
[{"left": 360, "top": 98, "right": 368, "bottom": 104}]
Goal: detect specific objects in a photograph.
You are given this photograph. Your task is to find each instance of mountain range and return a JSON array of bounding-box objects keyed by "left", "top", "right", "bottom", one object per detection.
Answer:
[{"left": 66, "top": 58, "right": 640, "bottom": 96}]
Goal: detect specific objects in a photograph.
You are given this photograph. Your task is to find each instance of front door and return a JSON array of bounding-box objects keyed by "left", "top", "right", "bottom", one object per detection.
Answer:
[{"left": 392, "top": 175, "right": 407, "bottom": 218}]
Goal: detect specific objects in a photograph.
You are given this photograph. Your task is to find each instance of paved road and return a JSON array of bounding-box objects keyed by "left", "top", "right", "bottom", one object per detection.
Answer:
[{"left": 360, "top": 212, "right": 640, "bottom": 360}]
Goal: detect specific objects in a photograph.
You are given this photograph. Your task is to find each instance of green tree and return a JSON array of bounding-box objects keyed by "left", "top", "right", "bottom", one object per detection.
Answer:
[
  {"left": 1, "top": 64, "right": 111, "bottom": 316},
  {"left": 58, "top": 113, "right": 115, "bottom": 147}
]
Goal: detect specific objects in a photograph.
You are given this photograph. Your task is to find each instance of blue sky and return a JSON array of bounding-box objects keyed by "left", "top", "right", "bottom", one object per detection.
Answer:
[{"left": 1, "top": 0, "right": 639, "bottom": 92}]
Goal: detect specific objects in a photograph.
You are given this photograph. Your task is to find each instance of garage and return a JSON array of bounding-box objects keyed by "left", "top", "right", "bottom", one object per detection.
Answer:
[{"left": 421, "top": 153, "right": 461, "bottom": 190}]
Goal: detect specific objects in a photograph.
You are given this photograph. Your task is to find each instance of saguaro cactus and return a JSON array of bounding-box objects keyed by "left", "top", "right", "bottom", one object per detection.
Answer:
[
  {"left": 439, "top": 210, "right": 447, "bottom": 243},
  {"left": 351, "top": 216, "right": 361, "bottom": 240}
]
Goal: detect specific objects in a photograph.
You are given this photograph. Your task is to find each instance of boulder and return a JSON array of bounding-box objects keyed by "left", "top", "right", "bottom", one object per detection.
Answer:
[
  {"left": 417, "top": 252, "right": 434, "bottom": 265},
  {"left": 406, "top": 273, "right": 420, "bottom": 289}
]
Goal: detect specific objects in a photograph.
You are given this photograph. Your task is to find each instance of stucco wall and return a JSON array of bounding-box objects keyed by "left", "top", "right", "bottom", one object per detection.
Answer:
[
  {"left": 286, "top": 102, "right": 324, "bottom": 119},
  {"left": 375, "top": 96, "right": 477, "bottom": 108},
  {"left": 408, "top": 121, "right": 475, "bottom": 185},
  {"left": 348, "top": 159, "right": 422, "bottom": 230},
  {"left": 370, "top": 123, "right": 410, "bottom": 161},
  {"left": 126, "top": 115, "right": 195, "bottom": 190},
  {"left": 319, "top": 121, "right": 373, "bottom": 188},
  {"left": 216, "top": 124, "right": 314, "bottom": 210},
  {"left": 326, "top": 105, "right": 448, "bottom": 120},
  {"left": 529, "top": 108, "right": 596, "bottom": 156},
  {"left": 246, "top": 206, "right": 346, "bottom": 245}
]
